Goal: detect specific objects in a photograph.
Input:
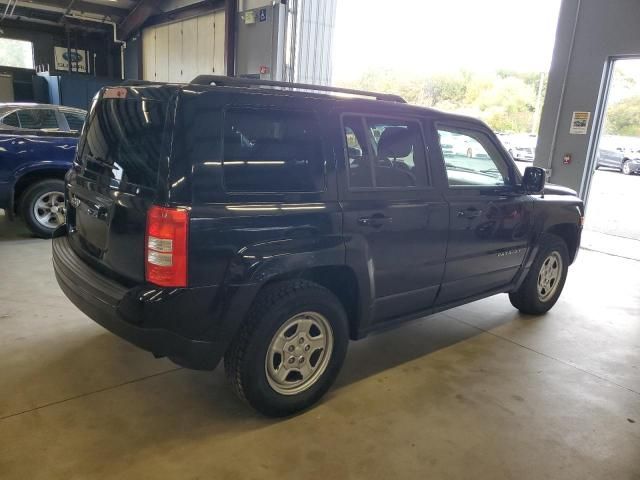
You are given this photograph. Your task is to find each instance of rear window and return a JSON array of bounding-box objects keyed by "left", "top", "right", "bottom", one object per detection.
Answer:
[
  {"left": 222, "top": 108, "right": 325, "bottom": 192},
  {"left": 78, "top": 98, "right": 167, "bottom": 188}
]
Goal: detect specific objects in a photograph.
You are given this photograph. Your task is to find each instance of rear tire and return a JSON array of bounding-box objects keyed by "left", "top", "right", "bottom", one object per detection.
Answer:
[
  {"left": 509, "top": 234, "right": 569, "bottom": 315},
  {"left": 622, "top": 159, "right": 631, "bottom": 175},
  {"left": 224, "top": 280, "right": 349, "bottom": 417},
  {"left": 19, "top": 179, "right": 66, "bottom": 238}
]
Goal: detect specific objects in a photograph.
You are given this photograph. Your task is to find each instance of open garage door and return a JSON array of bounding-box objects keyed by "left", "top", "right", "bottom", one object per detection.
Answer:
[
  {"left": 142, "top": 11, "right": 226, "bottom": 82},
  {"left": 582, "top": 58, "right": 640, "bottom": 260}
]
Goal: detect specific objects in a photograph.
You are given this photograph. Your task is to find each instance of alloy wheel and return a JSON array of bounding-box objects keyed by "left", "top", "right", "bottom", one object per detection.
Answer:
[
  {"left": 537, "top": 251, "right": 563, "bottom": 302},
  {"left": 33, "top": 191, "right": 65, "bottom": 228},
  {"left": 265, "top": 311, "right": 333, "bottom": 395}
]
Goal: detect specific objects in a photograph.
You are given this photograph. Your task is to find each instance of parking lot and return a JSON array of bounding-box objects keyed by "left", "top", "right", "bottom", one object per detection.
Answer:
[
  {"left": 585, "top": 168, "right": 640, "bottom": 240},
  {"left": 513, "top": 161, "right": 640, "bottom": 240}
]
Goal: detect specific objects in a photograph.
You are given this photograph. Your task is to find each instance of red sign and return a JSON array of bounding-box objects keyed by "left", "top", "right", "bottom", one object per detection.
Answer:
[
  {"left": 259, "top": 65, "right": 269, "bottom": 75},
  {"left": 563, "top": 154, "right": 571, "bottom": 165}
]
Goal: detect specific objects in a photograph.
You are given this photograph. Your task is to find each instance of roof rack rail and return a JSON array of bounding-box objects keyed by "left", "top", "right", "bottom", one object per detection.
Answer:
[
  {"left": 190, "top": 75, "right": 406, "bottom": 103},
  {"left": 118, "top": 80, "right": 157, "bottom": 86}
]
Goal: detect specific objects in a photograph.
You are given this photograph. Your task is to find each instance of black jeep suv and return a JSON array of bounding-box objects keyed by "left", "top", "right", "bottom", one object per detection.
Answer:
[{"left": 53, "top": 76, "right": 584, "bottom": 416}]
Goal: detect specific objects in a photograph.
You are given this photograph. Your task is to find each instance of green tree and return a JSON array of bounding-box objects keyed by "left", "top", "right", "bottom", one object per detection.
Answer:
[
  {"left": 340, "top": 69, "right": 547, "bottom": 134},
  {"left": 605, "top": 95, "right": 640, "bottom": 136}
]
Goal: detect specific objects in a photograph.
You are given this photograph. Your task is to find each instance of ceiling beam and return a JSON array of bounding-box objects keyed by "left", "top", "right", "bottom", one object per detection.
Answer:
[
  {"left": 8, "top": 0, "right": 131, "bottom": 20},
  {"left": 117, "top": 0, "right": 160, "bottom": 41}
]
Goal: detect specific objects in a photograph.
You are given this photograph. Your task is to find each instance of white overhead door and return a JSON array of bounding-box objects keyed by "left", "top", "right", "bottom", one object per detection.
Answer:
[
  {"left": 168, "top": 22, "right": 182, "bottom": 82},
  {"left": 196, "top": 14, "right": 215, "bottom": 77},
  {"left": 154, "top": 24, "right": 169, "bottom": 82},
  {"left": 182, "top": 17, "right": 199, "bottom": 82},
  {"left": 142, "top": 28, "right": 156, "bottom": 80},
  {"left": 142, "top": 11, "right": 225, "bottom": 82}
]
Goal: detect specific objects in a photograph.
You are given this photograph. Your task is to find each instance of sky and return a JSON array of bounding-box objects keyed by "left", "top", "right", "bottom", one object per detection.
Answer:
[{"left": 333, "top": 0, "right": 562, "bottom": 82}]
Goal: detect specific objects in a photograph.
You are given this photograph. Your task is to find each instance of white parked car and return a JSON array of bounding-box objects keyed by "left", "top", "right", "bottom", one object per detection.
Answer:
[{"left": 505, "top": 134, "right": 537, "bottom": 162}]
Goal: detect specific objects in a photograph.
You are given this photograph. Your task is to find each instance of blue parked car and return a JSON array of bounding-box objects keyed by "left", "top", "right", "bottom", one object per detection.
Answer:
[{"left": 0, "top": 103, "right": 86, "bottom": 237}]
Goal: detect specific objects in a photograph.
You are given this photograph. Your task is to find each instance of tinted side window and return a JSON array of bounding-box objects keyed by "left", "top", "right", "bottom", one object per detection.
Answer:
[
  {"left": 223, "top": 108, "right": 325, "bottom": 193},
  {"left": 17, "top": 109, "right": 59, "bottom": 130},
  {"left": 64, "top": 112, "right": 86, "bottom": 131},
  {"left": 2, "top": 112, "right": 19, "bottom": 127},
  {"left": 437, "top": 127, "right": 510, "bottom": 187},
  {"left": 342, "top": 115, "right": 427, "bottom": 189},
  {"left": 343, "top": 115, "right": 373, "bottom": 188},
  {"left": 367, "top": 118, "right": 424, "bottom": 188}
]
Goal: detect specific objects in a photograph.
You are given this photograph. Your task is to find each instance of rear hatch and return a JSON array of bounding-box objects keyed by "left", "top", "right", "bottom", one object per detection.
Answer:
[{"left": 66, "top": 85, "right": 178, "bottom": 284}]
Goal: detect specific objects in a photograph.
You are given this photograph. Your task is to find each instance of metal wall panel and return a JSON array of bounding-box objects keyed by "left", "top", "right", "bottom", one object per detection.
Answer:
[{"left": 293, "top": 0, "right": 337, "bottom": 86}]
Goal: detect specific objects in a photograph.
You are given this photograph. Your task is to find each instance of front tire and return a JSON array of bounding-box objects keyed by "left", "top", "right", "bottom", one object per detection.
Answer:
[
  {"left": 19, "top": 179, "right": 66, "bottom": 238},
  {"left": 622, "top": 159, "right": 631, "bottom": 175},
  {"left": 509, "top": 234, "right": 569, "bottom": 315},
  {"left": 224, "top": 280, "right": 349, "bottom": 417}
]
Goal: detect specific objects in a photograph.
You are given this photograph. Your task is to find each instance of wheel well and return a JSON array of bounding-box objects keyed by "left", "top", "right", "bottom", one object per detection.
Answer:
[
  {"left": 546, "top": 223, "right": 579, "bottom": 264},
  {"left": 261, "top": 266, "right": 361, "bottom": 340},
  {"left": 13, "top": 169, "right": 66, "bottom": 210}
]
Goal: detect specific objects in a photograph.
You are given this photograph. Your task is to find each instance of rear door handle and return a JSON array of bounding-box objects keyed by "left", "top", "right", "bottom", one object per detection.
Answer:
[
  {"left": 358, "top": 215, "right": 392, "bottom": 228},
  {"left": 457, "top": 208, "right": 482, "bottom": 219}
]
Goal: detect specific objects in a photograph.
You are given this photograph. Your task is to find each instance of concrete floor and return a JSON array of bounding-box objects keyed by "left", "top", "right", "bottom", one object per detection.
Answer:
[{"left": 0, "top": 212, "right": 639, "bottom": 480}]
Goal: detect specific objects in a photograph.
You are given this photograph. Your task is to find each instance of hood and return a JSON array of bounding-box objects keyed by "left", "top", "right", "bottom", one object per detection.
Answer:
[{"left": 543, "top": 183, "right": 578, "bottom": 196}]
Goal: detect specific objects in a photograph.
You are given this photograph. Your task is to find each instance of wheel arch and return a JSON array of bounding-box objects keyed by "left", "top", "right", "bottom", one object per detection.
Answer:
[
  {"left": 13, "top": 168, "right": 67, "bottom": 212},
  {"left": 545, "top": 223, "right": 580, "bottom": 264},
  {"left": 255, "top": 265, "right": 362, "bottom": 340}
]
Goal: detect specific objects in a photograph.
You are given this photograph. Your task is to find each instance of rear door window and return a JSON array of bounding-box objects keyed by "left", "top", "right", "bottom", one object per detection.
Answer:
[
  {"left": 16, "top": 109, "right": 59, "bottom": 130},
  {"left": 222, "top": 108, "right": 325, "bottom": 192},
  {"left": 342, "top": 115, "right": 428, "bottom": 189}
]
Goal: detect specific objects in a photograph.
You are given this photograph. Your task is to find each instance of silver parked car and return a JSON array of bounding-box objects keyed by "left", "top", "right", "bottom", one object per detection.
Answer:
[{"left": 596, "top": 146, "right": 640, "bottom": 175}]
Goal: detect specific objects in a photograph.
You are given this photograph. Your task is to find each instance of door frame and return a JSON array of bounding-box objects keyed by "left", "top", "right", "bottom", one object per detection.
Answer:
[{"left": 580, "top": 55, "right": 640, "bottom": 208}]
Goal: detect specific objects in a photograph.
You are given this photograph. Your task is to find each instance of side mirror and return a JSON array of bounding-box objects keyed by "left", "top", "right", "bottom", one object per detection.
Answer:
[{"left": 522, "top": 166, "right": 546, "bottom": 194}]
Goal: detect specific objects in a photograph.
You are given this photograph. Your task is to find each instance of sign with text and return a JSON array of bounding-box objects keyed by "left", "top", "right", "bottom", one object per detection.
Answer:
[
  {"left": 569, "top": 111, "right": 590, "bottom": 135},
  {"left": 54, "top": 47, "right": 88, "bottom": 73}
]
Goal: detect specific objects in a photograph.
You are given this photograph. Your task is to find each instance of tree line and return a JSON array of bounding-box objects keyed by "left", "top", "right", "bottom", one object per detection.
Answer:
[{"left": 342, "top": 68, "right": 640, "bottom": 137}]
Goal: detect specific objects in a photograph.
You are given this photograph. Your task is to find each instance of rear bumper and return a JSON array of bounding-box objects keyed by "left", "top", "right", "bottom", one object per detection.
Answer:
[{"left": 52, "top": 233, "right": 243, "bottom": 370}]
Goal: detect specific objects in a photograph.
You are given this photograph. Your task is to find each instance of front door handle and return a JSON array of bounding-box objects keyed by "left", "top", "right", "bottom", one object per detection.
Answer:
[
  {"left": 457, "top": 208, "right": 483, "bottom": 219},
  {"left": 358, "top": 214, "right": 392, "bottom": 228}
]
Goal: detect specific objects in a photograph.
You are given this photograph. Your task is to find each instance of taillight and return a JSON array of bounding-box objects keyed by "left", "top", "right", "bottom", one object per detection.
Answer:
[{"left": 145, "top": 205, "right": 189, "bottom": 287}]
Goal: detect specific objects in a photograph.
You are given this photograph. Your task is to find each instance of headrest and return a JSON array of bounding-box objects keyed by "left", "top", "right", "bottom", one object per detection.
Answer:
[{"left": 378, "top": 127, "right": 413, "bottom": 159}]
